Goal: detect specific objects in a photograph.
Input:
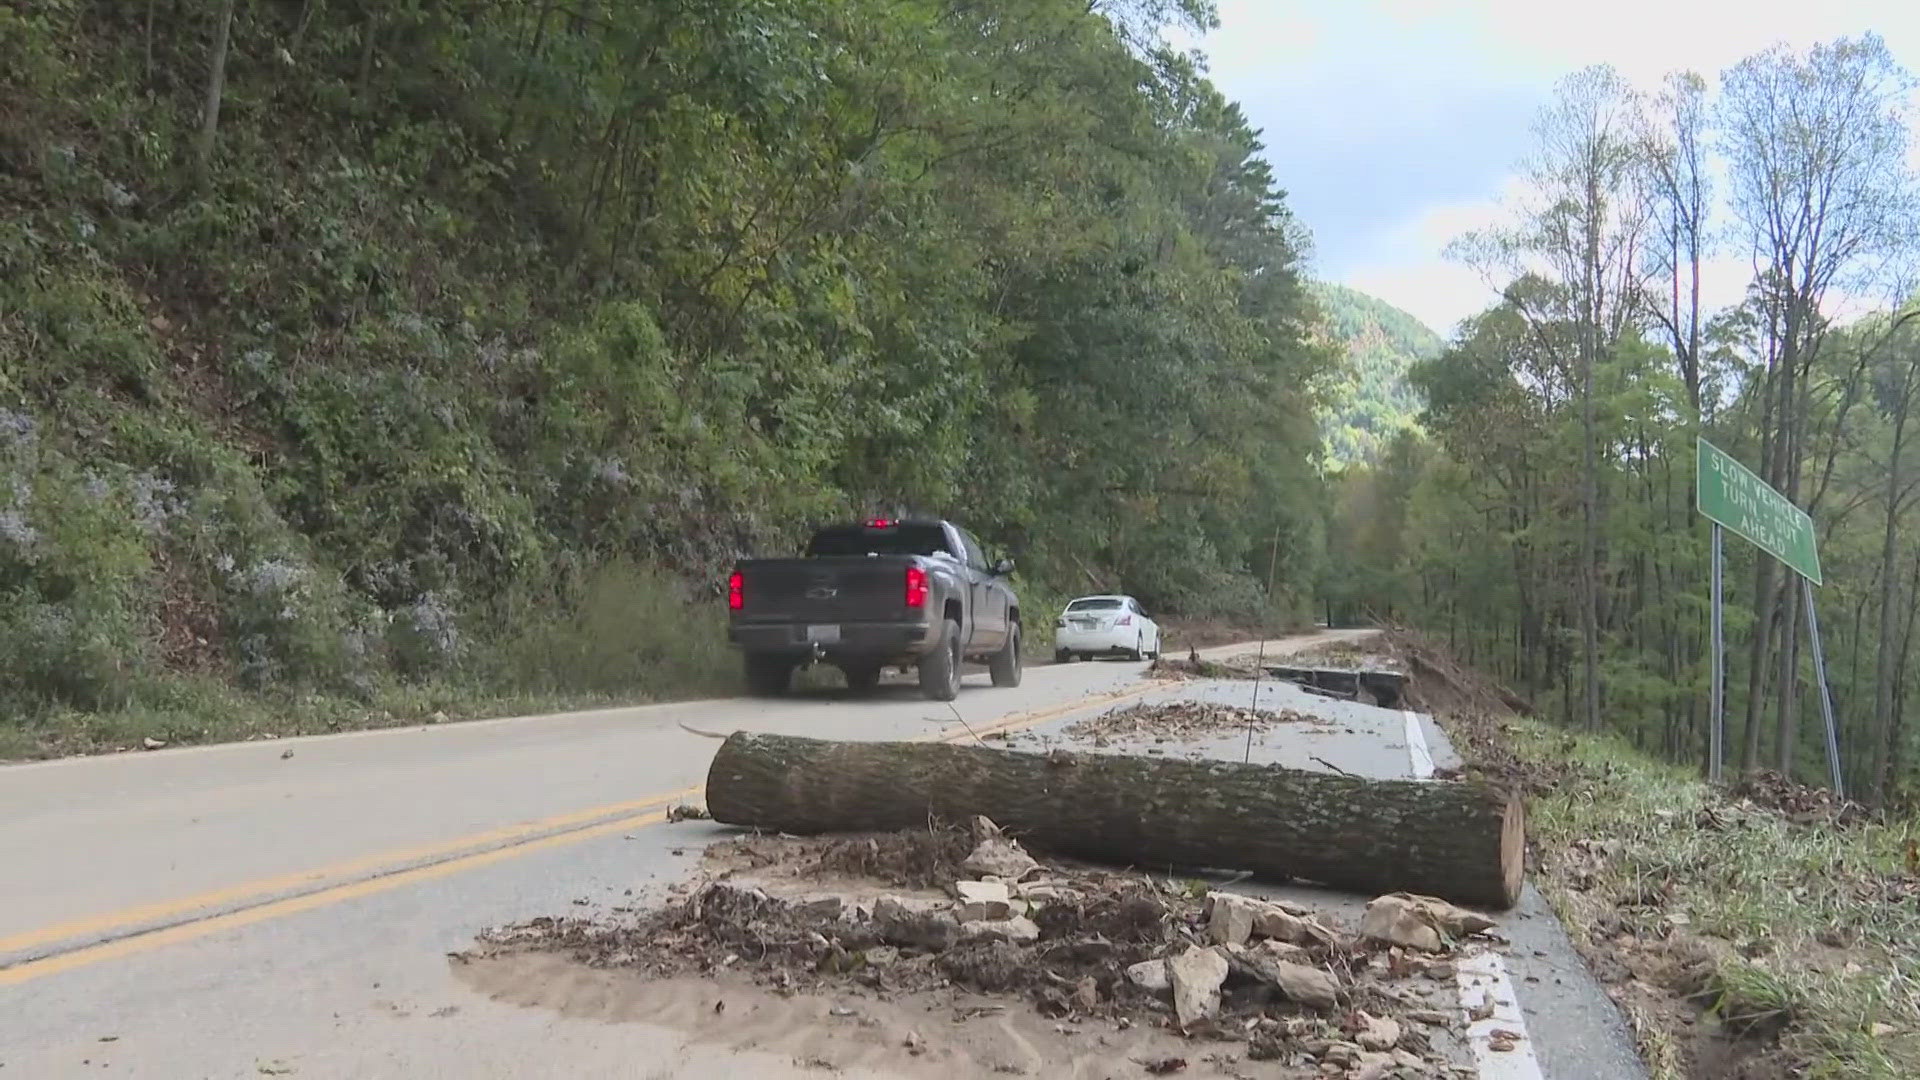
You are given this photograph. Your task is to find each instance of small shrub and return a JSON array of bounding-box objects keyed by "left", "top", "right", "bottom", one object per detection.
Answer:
[{"left": 488, "top": 559, "right": 735, "bottom": 698}]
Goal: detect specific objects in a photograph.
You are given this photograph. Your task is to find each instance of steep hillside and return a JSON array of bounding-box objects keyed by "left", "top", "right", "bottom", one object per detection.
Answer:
[
  {"left": 1313, "top": 283, "right": 1442, "bottom": 465},
  {"left": 0, "top": 1, "right": 1332, "bottom": 753}
]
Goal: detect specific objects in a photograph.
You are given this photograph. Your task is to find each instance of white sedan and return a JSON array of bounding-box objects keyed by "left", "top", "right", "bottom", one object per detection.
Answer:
[{"left": 1053, "top": 595, "right": 1161, "bottom": 662}]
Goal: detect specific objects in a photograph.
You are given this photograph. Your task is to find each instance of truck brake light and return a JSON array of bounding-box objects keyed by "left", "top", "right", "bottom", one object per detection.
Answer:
[
  {"left": 905, "top": 566, "right": 929, "bottom": 608},
  {"left": 728, "top": 571, "right": 744, "bottom": 611}
]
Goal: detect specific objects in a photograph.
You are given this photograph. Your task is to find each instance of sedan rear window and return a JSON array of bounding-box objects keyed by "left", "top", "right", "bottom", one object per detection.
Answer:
[
  {"left": 1066, "top": 598, "right": 1123, "bottom": 611},
  {"left": 806, "top": 524, "right": 951, "bottom": 557}
]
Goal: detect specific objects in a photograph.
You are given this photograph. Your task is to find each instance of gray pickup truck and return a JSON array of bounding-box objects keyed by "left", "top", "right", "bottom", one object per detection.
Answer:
[{"left": 726, "top": 518, "right": 1022, "bottom": 700}]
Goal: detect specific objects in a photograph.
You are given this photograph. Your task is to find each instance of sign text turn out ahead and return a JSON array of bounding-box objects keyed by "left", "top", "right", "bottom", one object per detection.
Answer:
[{"left": 1696, "top": 438, "right": 1822, "bottom": 585}]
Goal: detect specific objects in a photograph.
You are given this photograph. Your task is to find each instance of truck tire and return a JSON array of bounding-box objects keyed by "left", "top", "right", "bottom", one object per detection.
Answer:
[
  {"left": 1054, "top": 648, "right": 1073, "bottom": 664},
  {"left": 744, "top": 654, "right": 795, "bottom": 697},
  {"left": 990, "top": 624, "right": 1022, "bottom": 688},
  {"left": 841, "top": 663, "right": 882, "bottom": 695},
  {"left": 918, "top": 619, "right": 963, "bottom": 702}
]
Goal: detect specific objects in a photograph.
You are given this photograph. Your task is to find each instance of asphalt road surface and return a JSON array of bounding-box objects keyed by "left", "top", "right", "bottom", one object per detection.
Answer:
[{"left": 0, "top": 630, "right": 1645, "bottom": 1078}]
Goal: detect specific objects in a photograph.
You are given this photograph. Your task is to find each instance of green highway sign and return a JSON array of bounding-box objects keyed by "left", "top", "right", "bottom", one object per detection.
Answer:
[{"left": 1697, "top": 438, "right": 1822, "bottom": 585}]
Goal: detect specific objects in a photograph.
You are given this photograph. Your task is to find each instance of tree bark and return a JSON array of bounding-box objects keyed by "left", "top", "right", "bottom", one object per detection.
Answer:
[
  {"left": 193, "top": 0, "right": 239, "bottom": 187},
  {"left": 705, "top": 733, "right": 1527, "bottom": 910},
  {"left": 1870, "top": 366, "right": 1914, "bottom": 801}
]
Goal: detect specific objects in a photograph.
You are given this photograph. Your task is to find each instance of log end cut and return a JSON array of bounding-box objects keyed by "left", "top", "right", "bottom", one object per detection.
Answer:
[{"left": 1496, "top": 789, "right": 1526, "bottom": 909}]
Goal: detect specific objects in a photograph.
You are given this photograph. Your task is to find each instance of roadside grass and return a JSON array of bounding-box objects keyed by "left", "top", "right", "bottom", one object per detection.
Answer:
[
  {"left": 0, "top": 559, "right": 739, "bottom": 761},
  {"left": 1506, "top": 722, "right": 1920, "bottom": 1079},
  {"left": 0, "top": 675, "right": 628, "bottom": 761}
]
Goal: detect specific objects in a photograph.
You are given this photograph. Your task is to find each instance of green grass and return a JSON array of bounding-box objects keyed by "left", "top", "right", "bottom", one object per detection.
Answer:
[
  {"left": 0, "top": 558, "right": 744, "bottom": 761},
  {"left": 1507, "top": 722, "right": 1920, "bottom": 1079}
]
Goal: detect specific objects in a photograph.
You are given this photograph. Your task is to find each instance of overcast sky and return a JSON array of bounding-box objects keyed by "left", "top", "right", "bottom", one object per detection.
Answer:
[{"left": 1186, "top": 0, "right": 1920, "bottom": 337}]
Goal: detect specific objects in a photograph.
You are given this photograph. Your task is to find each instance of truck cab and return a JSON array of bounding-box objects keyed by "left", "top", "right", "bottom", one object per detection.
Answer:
[{"left": 726, "top": 518, "right": 1022, "bottom": 700}]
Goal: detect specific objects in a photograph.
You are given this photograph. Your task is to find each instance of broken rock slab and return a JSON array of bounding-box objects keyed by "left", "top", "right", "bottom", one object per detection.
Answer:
[
  {"left": 873, "top": 896, "right": 961, "bottom": 950},
  {"left": 962, "top": 837, "right": 1041, "bottom": 881},
  {"left": 1167, "top": 945, "right": 1229, "bottom": 1027},
  {"left": 1355, "top": 1012, "right": 1402, "bottom": 1052},
  {"left": 958, "top": 915, "right": 1040, "bottom": 946},
  {"left": 1359, "top": 893, "right": 1496, "bottom": 953},
  {"left": 1126, "top": 959, "right": 1172, "bottom": 994},
  {"left": 1255, "top": 905, "right": 1340, "bottom": 948},
  {"left": 953, "top": 880, "right": 1016, "bottom": 921},
  {"left": 1205, "top": 892, "right": 1263, "bottom": 946},
  {"left": 1225, "top": 943, "right": 1340, "bottom": 1010}
]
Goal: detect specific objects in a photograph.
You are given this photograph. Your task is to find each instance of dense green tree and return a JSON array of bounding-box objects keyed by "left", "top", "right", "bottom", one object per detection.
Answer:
[{"left": 0, "top": 0, "right": 1329, "bottom": 730}]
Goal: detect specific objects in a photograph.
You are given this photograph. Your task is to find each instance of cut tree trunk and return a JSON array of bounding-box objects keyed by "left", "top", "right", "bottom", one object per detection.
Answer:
[{"left": 705, "top": 733, "right": 1525, "bottom": 909}]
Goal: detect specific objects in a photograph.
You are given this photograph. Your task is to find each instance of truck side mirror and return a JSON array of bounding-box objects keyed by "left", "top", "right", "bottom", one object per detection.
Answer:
[{"left": 992, "top": 558, "right": 1015, "bottom": 576}]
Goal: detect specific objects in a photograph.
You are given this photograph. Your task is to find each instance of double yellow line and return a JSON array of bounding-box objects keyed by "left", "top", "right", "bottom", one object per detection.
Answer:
[{"left": 0, "top": 682, "right": 1155, "bottom": 986}]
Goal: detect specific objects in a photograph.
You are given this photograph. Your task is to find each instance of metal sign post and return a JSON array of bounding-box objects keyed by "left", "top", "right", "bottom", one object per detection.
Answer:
[
  {"left": 1708, "top": 524, "right": 1724, "bottom": 783},
  {"left": 1802, "top": 577, "right": 1845, "bottom": 798},
  {"left": 1696, "top": 438, "right": 1839, "bottom": 792}
]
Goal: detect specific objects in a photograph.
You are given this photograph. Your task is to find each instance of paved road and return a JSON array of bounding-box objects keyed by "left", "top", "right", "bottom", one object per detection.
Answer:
[{"left": 0, "top": 630, "right": 1643, "bottom": 1078}]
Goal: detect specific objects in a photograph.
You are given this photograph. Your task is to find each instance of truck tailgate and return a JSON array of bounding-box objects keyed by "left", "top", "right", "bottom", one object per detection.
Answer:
[{"left": 736, "top": 557, "right": 916, "bottom": 622}]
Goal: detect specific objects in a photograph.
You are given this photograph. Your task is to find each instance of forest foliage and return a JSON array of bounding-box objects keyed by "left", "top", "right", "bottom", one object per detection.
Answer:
[
  {"left": 1326, "top": 35, "right": 1920, "bottom": 804},
  {"left": 1312, "top": 282, "right": 1440, "bottom": 466},
  {"left": 0, "top": 0, "right": 1334, "bottom": 748}
]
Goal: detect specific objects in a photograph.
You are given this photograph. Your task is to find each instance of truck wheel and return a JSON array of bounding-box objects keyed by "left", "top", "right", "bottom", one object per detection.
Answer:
[
  {"left": 1054, "top": 648, "right": 1072, "bottom": 664},
  {"left": 744, "top": 654, "right": 794, "bottom": 697},
  {"left": 842, "top": 663, "right": 882, "bottom": 695},
  {"left": 990, "top": 625, "right": 1023, "bottom": 688},
  {"left": 918, "top": 618, "right": 963, "bottom": 702}
]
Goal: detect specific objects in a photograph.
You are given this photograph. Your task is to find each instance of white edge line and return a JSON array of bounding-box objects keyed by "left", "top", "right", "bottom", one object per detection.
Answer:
[
  {"left": 1403, "top": 709, "right": 1436, "bottom": 780},
  {"left": 1457, "top": 950, "right": 1546, "bottom": 1079}
]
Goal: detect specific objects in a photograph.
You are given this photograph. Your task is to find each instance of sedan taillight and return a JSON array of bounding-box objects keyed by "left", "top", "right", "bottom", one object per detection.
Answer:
[{"left": 1116, "top": 614, "right": 1133, "bottom": 626}]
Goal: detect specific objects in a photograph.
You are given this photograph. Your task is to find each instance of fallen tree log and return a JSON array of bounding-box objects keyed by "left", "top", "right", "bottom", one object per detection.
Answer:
[{"left": 705, "top": 733, "right": 1525, "bottom": 909}]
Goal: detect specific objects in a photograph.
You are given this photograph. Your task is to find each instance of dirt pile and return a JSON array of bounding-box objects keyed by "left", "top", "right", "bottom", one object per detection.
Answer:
[
  {"left": 1726, "top": 770, "right": 1867, "bottom": 826},
  {"left": 466, "top": 823, "right": 1505, "bottom": 1077},
  {"left": 1064, "top": 702, "right": 1315, "bottom": 744},
  {"left": 1147, "top": 654, "right": 1267, "bottom": 681}
]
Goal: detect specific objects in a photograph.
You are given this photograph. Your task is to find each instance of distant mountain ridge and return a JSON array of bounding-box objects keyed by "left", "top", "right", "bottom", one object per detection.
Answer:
[{"left": 1312, "top": 282, "right": 1443, "bottom": 466}]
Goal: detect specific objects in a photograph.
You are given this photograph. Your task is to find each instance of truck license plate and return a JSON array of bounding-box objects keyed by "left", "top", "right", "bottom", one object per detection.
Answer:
[{"left": 806, "top": 624, "right": 841, "bottom": 644}]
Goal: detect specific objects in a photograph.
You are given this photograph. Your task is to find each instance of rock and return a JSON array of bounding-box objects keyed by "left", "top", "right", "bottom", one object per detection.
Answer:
[
  {"left": 1237, "top": 951, "right": 1339, "bottom": 1010},
  {"left": 963, "top": 837, "right": 1041, "bottom": 881},
  {"left": 1394, "top": 1049, "right": 1428, "bottom": 1070},
  {"left": 954, "top": 880, "right": 1015, "bottom": 921},
  {"left": 863, "top": 946, "right": 899, "bottom": 965},
  {"left": 874, "top": 896, "right": 962, "bottom": 950},
  {"left": 142, "top": 737, "right": 167, "bottom": 750},
  {"left": 1354, "top": 1012, "right": 1402, "bottom": 1051},
  {"left": 1361, "top": 893, "right": 1495, "bottom": 953},
  {"left": 1206, "top": 892, "right": 1262, "bottom": 946},
  {"left": 1408, "top": 1009, "right": 1451, "bottom": 1026},
  {"left": 1420, "top": 960, "right": 1457, "bottom": 981},
  {"left": 1167, "top": 945, "right": 1229, "bottom": 1027},
  {"left": 798, "top": 896, "right": 844, "bottom": 919},
  {"left": 968, "top": 814, "right": 1004, "bottom": 843},
  {"left": 1253, "top": 906, "right": 1339, "bottom": 948},
  {"left": 1359, "top": 895, "right": 1443, "bottom": 952},
  {"left": 1317, "top": 1041, "right": 1360, "bottom": 1066},
  {"left": 1353, "top": 1051, "right": 1396, "bottom": 1080},
  {"left": 1126, "top": 959, "right": 1172, "bottom": 994},
  {"left": 1252, "top": 939, "right": 1314, "bottom": 966},
  {"left": 958, "top": 916, "right": 1039, "bottom": 945},
  {"left": 1070, "top": 976, "right": 1099, "bottom": 1012}
]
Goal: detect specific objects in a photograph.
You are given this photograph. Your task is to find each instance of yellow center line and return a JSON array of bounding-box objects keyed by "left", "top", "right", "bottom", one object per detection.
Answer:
[{"left": 0, "top": 677, "right": 1160, "bottom": 986}]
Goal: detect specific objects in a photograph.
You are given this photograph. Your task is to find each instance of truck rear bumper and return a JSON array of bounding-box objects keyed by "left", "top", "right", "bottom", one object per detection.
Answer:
[{"left": 728, "top": 620, "right": 936, "bottom": 661}]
